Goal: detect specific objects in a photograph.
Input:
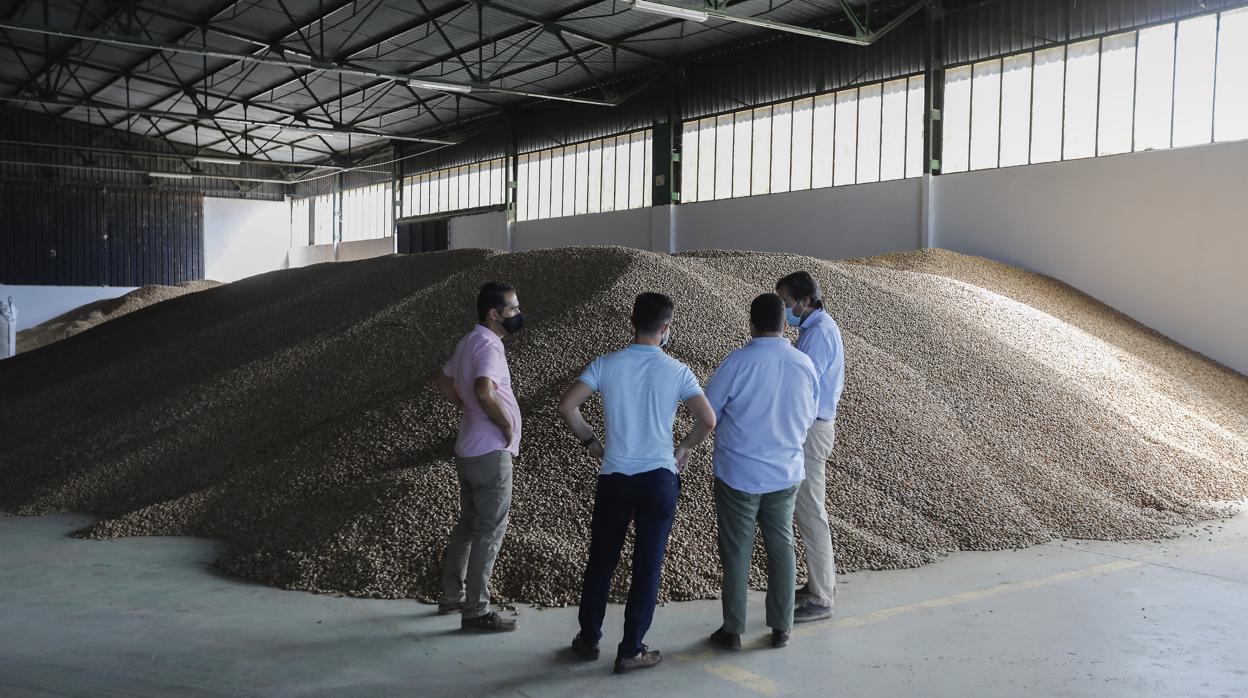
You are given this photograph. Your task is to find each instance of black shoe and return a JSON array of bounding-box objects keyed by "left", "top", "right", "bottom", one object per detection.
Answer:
[
  {"left": 708, "top": 627, "right": 742, "bottom": 651},
  {"left": 795, "top": 584, "right": 813, "bottom": 601},
  {"left": 614, "top": 646, "right": 661, "bottom": 674},
  {"left": 571, "top": 632, "right": 600, "bottom": 660},
  {"left": 461, "top": 611, "right": 517, "bottom": 632},
  {"left": 771, "top": 629, "right": 790, "bottom": 648}
]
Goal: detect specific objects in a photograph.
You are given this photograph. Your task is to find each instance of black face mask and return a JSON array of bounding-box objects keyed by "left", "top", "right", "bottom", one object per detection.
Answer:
[{"left": 500, "top": 312, "right": 524, "bottom": 335}]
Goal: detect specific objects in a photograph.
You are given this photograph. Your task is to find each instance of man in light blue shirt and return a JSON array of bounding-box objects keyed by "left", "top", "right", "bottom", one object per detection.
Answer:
[
  {"left": 704, "top": 293, "right": 819, "bottom": 651},
  {"left": 777, "top": 271, "right": 846, "bottom": 623},
  {"left": 557, "top": 292, "right": 716, "bottom": 674}
]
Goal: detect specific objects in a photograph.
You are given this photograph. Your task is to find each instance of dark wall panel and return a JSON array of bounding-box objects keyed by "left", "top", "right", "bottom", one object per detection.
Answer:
[{"left": 0, "top": 182, "right": 203, "bottom": 285}]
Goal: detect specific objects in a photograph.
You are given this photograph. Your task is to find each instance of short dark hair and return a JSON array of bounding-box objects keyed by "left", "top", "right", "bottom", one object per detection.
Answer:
[
  {"left": 750, "top": 293, "right": 785, "bottom": 334},
  {"left": 632, "top": 292, "right": 674, "bottom": 335},
  {"left": 477, "top": 281, "right": 515, "bottom": 323},
  {"left": 775, "top": 271, "right": 823, "bottom": 308}
]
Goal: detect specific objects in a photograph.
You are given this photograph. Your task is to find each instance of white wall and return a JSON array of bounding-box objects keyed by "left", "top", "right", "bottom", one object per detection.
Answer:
[
  {"left": 0, "top": 284, "right": 137, "bottom": 331},
  {"left": 450, "top": 211, "right": 509, "bottom": 250},
  {"left": 933, "top": 140, "right": 1248, "bottom": 375},
  {"left": 511, "top": 207, "right": 657, "bottom": 252},
  {"left": 677, "top": 178, "right": 923, "bottom": 259},
  {"left": 203, "top": 197, "right": 291, "bottom": 282},
  {"left": 338, "top": 237, "right": 395, "bottom": 262},
  {"left": 288, "top": 244, "right": 336, "bottom": 268},
  {"left": 288, "top": 238, "right": 395, "bottom": 268}
]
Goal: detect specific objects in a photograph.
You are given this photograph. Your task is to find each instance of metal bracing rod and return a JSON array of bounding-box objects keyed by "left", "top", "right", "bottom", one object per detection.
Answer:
[
  {"left": 254, "top": 0, "right": 618, "bottom": 123},
  {"left": 837, "top": 0, "right": 869, "bottom": 36},
  {"left": 38, "top": 0, "right": 251, "bottom": 121},
  {"left": 0, "top": 94, "right": 461, "bottom": 144},
  {"left": 13, "top": 1, "right": 124, "bottom": 97},
  {"left": 0, "top": 20, "right": 620, "bottom": 105},
  {"left": 0, "top": 42, "right": 341, "bottom": 127},
  {"left": 625, "top": 0, "right": 928, "bottom": 45},
  {"left": 473, "top": 0, "right": 670, "bottom": 66},
  {"left": 0, "top": 139, "right": 345, "bottom": 170},
  {"left": 0, "top": 158, "right": 292, "bottom": 183}
]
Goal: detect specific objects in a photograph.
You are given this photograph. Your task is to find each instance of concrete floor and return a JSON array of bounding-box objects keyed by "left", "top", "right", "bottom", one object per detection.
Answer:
[{"left": 1, "top": 511, "right": 1246, "bottom": 698}]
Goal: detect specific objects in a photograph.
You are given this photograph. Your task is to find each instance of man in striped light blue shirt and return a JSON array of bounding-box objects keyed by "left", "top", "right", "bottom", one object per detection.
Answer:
[
  {"left": 557, "top": 292, "right": 716, "bottom": 674},
  {"left": 704, "top": 293, "right": 819, "bottom": 651}
]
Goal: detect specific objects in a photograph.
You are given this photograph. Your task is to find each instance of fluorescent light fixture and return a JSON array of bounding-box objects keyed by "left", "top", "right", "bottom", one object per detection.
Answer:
[
  {"left": 409, "top": 79, "right": 473, "bottom": 94},
  {"left": 148, "top": 171, "right": 195, "bottom": 180},
  {"left": 629, "top": 0, "right": 708, "bottom": 22},
  {"left": 192, "top": 155, "right": 242, "bottom": 165}
]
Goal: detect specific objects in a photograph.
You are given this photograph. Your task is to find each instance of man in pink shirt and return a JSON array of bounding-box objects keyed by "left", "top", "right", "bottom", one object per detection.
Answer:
[{"left": 434, "top": 281, "right": 524, "bottom": 632}]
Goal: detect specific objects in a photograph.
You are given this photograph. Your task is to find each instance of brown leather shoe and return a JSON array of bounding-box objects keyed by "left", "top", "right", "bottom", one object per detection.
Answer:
[
  {"left": 709, "top": 627, "right": 742, "bottom": 651},
  {"left": 613, "top": 646, "right": 661, "bottom": 674},
  {"left": 461, "top": 611, "right": 517, "bottom": 632}
]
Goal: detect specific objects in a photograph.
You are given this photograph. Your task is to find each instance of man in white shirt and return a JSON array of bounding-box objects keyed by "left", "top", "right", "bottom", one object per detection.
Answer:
[
  {"left": 776, "top": 271, "right": 846, "bottom": 623},
  {"left": 704, "top": 293, "right": 819, "bottom": 650}
]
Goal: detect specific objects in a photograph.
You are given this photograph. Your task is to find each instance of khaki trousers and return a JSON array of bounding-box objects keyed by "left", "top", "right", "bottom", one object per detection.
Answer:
[
  {"left": 794, "top": 419, "right": 836, "bottom": 608},
  {"left": 439, "top": 450, "right": 513, "bottom": 618}
]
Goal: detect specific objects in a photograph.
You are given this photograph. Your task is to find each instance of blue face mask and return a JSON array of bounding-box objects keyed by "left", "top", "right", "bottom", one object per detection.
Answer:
[{"left": 785, "top": 306, "right": 802, "bottom": 328}]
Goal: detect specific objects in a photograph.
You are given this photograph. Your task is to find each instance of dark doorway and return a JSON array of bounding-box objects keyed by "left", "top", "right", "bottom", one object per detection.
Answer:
[{"left": 397, "top": 219, "right": 449, "bottom": 254}]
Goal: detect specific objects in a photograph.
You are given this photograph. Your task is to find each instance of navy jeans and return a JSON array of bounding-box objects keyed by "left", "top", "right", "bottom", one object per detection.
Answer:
[{"left": 577, "top": 467, "right": 679, "bottom": 659}]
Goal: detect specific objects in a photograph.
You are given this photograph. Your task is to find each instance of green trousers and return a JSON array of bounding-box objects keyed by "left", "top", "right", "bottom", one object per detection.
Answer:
[{"left": 714, "top": 477, "right": 799, "bottom": 634}]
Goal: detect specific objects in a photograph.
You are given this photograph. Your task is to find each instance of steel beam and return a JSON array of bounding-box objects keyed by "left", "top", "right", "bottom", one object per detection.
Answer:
[
  {"left": 0, "top": 94, "right": 460, "bottom": 144},
  {"left": 624, "top": 0, "right": 928, "bottom": 45}
]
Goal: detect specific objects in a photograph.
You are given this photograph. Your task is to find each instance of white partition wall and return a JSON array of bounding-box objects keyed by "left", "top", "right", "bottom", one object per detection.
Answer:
[
  {"left": 932, "top": 140, "right": 1248, "bottom": 375},
  {"left": 511, "top": 207, "right": 656, "bottom": 252},
  {"left": 677, "top": 177, "right": 922, "bottom": 259},
  {"left": 203, "top": 197, "right": 291, "bottom": 282},
  {"left": 449, "top": 211, "right": 509, "bottom": 250}
]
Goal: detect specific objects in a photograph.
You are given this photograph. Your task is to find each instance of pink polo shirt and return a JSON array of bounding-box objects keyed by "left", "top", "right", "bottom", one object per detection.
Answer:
[{"left": 443, "top": 324, "right": 522, "bottom": 458}]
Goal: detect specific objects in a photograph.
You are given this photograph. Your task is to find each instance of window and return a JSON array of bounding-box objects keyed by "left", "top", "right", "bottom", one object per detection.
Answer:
[
  {"left": 1098, "top": 33, "right": 1137, "bottom": 156},
  {"left": 290, "top": 197, "right": 310, "bottom": 246},
  {"left": 1000, "top": 53, "right": 1033, "bottom": 166},
  {"left": 341, "top": 183, "right": 393, "bottom": 242},
  {"left": 1063, "top": 39, "right": 1100, "bottom": 160},
  {"left": 880, "top": 79, "right": 908, "bottom": 181},
  {"left": 401, "top": 157, "right": 505, "bottom": 218},
  {"left": 515, "top": 131, "right": 653, "bottom": 222},
  {"left": 943, "top": 66, "right": 972, "bottom": 172},
  {"left": 943, "top": 7, "right": 1247, "bottom": 173},
  {"left": 1215, "top": 7, "right": 1248, "bottom": 142},
  {"left": 970, "top": 59, "right": 1002, "bottom": 170},
  {"left": 680, "top": 74, "right": 923, "bottom": 202},
  {"left": 1173, "top": 15, "right": 1217, "bottom": 147}
]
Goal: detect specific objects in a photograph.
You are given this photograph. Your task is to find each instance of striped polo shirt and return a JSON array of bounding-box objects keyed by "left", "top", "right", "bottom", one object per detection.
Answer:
[{"left": 577, "top": 343, "right": 704, "bottom": 476}]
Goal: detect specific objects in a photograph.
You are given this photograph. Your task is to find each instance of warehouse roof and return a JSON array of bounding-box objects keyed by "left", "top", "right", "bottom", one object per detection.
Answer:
[{"left": 0, "top": 0, "right": 917, "bottom": 169}]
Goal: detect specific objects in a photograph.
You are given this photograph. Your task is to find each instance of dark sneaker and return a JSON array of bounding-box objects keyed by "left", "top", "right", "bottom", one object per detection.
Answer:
[
  {"left": 795, "top": 584, "right": 813, "bottom": 601},
  {"left": 771, "top": 629, "right": 790, "bottom": 648},
  {"left": 794, "top": 599, "right": 833, "bottom": 623},
  {"left": 571, "top": 632, "right": 600, "bottom": 660},
  {"left": 461, "top": 611, "right": 517, "bottom": 632},
  {"left": 614, "top": 645, "right": 661, "bottom": 674},
  {"left": 708, "top": 627, "right": 741, "bottom": 651},
  {"left": 437, "top": 600, "right": 464, "bottom": 616}
]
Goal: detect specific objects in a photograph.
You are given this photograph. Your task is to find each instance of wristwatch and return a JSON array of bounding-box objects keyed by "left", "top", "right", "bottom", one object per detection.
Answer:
[{"left": 580, "top": 435, "right": 598, "bottom": 447}]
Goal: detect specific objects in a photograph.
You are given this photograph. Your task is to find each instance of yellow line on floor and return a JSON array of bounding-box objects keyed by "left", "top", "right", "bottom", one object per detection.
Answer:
[
  {"left": 703, "top": 663, "right": 784, "bottom": 696},
  {"left": 689, "top": 537, "right": 1248, "bottom": 692},
  {"left": 810, "top": 559, "right": 1140, "bottom": 634}
]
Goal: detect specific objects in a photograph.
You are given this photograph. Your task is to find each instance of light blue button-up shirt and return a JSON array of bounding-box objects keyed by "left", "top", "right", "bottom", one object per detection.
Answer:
[
  {"left": 705, "top": 337, "right": 819, "bottom": 494},
  {"left": 796, "top": 308, "right": 845, "bottom": 423},
  {"left": 578, "top": 344, "right": 704, "bottom": 476}
]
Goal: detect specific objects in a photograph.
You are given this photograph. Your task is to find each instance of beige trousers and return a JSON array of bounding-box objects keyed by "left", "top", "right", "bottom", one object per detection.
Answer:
[{"left": 794, "top": 419, "right": 836, "bottom": 608}]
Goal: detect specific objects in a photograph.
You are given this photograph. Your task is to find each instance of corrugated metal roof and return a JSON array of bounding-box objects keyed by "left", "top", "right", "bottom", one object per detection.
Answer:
[{"left": 0, "top": 0, "right": 907, "bottom": 172}]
